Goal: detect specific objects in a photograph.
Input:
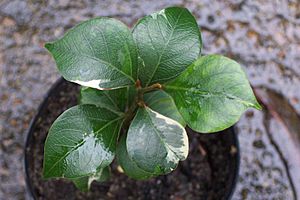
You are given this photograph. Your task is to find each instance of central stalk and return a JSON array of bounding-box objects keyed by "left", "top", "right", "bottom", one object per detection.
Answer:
[
  {"left": 123, "top": 80, "right": 162, "bottom": 128},
  {"left": 136, "top": 81, "right": 162, "bottom": 107}
]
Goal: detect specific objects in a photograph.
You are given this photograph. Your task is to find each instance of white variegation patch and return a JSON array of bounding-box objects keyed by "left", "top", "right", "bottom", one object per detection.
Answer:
[
  {"left": 150, "top": 9, "right": 167, "bottom": 20},
  {"left": 149, "top": 108, "right": 189, "bottom": 161},
  {"left": 71, "top": 79, "right": 110, "bottom": 90},
  {"left": 126, "top": 107, "right": 189, "bottom": 175}
]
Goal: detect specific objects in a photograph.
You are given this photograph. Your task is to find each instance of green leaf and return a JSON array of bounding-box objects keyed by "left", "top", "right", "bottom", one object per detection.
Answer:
[
  {"left": 126, "top": 107, "right": 188, "bottom": 175},
  {"left": 45, "top": 17, "right": 138, "bottom": 90},
  {"left": 72, "top": 176, "right": 89, "bottom": 192},
  {"left": 116, "top": 134, "right": 155, "bottom": 180},
  {"left": 165, "top": 55, "right": 261, "bottom": 133},
  {"left": 72, "top": 167, "right": 110, "bottom": 192},
  {"left": 43, "top": 105, "right": 123, "bottom": 179},
  {"left": 144, "top": 90, "right": 186, "bottom": 126},
  {"left": 133, "top": 7, "right": 202, "bottom": 86},
  {"left": 80, "top": 86, "right": 127, "bottom": 113}
]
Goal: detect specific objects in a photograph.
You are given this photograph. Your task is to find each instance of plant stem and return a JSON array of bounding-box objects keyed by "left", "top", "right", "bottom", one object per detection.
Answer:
[
  {"left": 138, "top": 83, "right": 162, "bottom": 94},
  {"left": 123, "top": 81, "right": 162, "bottom": 128},
  {"left": 123, "top": 98, "right": 138, "bottom": 129}
]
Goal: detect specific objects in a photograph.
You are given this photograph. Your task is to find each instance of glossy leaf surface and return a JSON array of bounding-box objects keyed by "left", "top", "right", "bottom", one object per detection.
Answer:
[
  {"left": 80, "top": 87, "right": 127, "bottom": 113},
  {"left": 116, "top": 134, "right": 154, "bottom": 180},
  {"left": 144, "top": 90, "right": 185, "bottom": 126},
  {"left": 43, "top": 105, "right": 123, "bottom": 179},
  {"left": 165, "top": 55, "right": 261, "bottom": 133},
  {"left": 133, "top": 7, "right": 202, "bottom": 86},
  {"left": 126, "top": 107, "right": 188, "bottom": 175},
  {"left": 46, "top": 17, "right": 138, "bottom": 90}
]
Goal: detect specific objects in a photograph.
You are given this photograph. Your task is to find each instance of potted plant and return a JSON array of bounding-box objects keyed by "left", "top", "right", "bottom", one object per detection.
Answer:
[{"left": 25, "top": 6, "right": 260, "bottom": 199}]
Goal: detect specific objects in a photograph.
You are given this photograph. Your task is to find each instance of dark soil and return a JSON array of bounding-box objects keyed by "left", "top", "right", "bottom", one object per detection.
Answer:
[{"left": 25, "top": 79, "right": 239, "bottom": 200}]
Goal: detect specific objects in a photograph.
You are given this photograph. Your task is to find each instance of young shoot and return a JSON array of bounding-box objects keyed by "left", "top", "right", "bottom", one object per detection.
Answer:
[{"left": 43, "top": 7, "right": 261, "bottom": 191}]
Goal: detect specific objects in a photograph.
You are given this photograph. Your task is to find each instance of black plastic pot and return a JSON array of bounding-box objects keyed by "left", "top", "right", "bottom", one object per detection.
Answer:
[{"left": 24, "top": 78, "right": 240, "bottom": 200}]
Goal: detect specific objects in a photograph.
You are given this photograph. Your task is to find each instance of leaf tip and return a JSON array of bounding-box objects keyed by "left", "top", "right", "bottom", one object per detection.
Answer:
[
  {"left": 42, "top": 162, "right": 56, "bottom": 180},
  {"left": 42, "top": 170, "right": 50, "bottom": 180},
  {"left": 44, "top": 42, "right": 54, "bottom": 51},
  {"left": 79, "top": 188, "right": 89, "bottom": 193},
  {"left": 254, "top": 102, "right": 263, "bottom": 110}
]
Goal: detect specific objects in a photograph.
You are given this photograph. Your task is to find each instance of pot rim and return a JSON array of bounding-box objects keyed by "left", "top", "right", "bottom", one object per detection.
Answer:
[
  {"left": 24, "top": 78, "right": 65, "bottom": 200},
  {"left": 24, "top": 77, "right": 240, "bottom": 200}
]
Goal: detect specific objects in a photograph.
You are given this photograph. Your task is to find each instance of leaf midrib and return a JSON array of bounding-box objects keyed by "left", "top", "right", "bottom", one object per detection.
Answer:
[
  {"left": 64, "top": 50, "right": 135, "bottom": 83},
  {"left": 45, "top": 116, "right": 123, "bottom": 177},
  {"left": 165, "top": 85, "right": 256, "bottom": 107},
  {"left": 102, "top": 92, "right": 121, "bottom": 112},
  {"left": 145, "top": 9, "right": 184, "bottom": 86},
  {"left": 145, "top": 108, "right": 182, "bottom": 161},
  {"left": 44, "top": 139, "right": 85, "bottom": 177}
]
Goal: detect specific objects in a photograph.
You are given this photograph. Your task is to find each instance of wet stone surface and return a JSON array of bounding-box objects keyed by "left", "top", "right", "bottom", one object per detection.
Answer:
[{"left": 0, "top": 0, "right": 299, "bottom": 199}]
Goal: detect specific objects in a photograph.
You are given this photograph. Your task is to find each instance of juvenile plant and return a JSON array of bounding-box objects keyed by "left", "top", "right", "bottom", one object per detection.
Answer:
[{"left": 43, "top": 7, "right": 261, "bottom": 191}]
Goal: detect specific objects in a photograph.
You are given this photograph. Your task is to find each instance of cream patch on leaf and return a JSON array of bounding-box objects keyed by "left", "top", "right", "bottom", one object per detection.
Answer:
[
  {"left": 71, "top": 79, "right": 110, "bottom": 90},
  {"left": 149, "top": 108, "right": 189, "bottom": 160},
  {"left": 150, "top": 9, "right": 167, "bottom": 20}
]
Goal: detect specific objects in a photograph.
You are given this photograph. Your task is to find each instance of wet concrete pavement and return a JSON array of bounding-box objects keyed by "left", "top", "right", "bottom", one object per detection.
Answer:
[{"left": 0, "top": 0, "right": 299, "bottom": 199}]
